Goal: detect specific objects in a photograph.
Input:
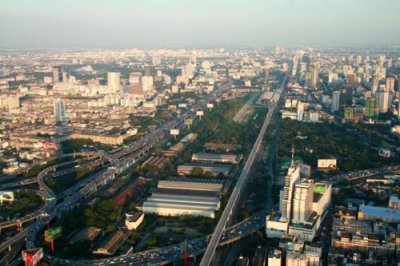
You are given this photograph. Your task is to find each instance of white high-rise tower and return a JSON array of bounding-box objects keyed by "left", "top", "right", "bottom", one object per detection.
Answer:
[{"left": 54, "top": 98, "right": 65, "bottom": 123}]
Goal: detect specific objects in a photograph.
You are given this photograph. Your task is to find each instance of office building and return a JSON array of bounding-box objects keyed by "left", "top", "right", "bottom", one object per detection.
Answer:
[
  {"left": 54, "top": 98, "right": 65, "bottom": 123},
  {"left": 0, "top": 95, "right": 20, "bottom": 110},
  {"left": 142, "top": 75, "right": 154, "bottom": 93},
  {"left": 364, "top": 97, "right": 379, "bottom": 119},
  {"left": 107, "top": 72, "right": 120, "bottom": 93},
  {"left": 332, "top": 91, "right": 340, "bottom": 112},
  {"left": 129, "top": 72, "right": 143, "bottom": 95},
  {"left": 297, "top": 102, "right": 304, "bottom": 121},
  {"left": 378, "top": 89, "right": 390, "bottom": 113},
  {"left": 292, "top": 179, "right": 314, "bottom": 224},
  {"left": 280, "top": 159, "right": 301, "bottom": 222},
  {"left": 52, "top": 66, "right": 62, "bottom": 83},
  {"left": 266, "top": 155, "right": 331, "bottom": 241},
  {"left": 386, "top": 77, "right": 395, "bottom": 93},
  {"left": 371, "top": 76, "right": 379, "bottom": 95},
  {"left": 310, "top": 62, "right": 318, "bottom": 89}
]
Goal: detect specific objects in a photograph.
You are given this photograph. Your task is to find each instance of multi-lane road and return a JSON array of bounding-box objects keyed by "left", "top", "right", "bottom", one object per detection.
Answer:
[
  {"left": 200, "top": 74, "right": 287, "bottom": 266},
  {"left": 0, "top": 82, "right": 231, "bottom": 263}
]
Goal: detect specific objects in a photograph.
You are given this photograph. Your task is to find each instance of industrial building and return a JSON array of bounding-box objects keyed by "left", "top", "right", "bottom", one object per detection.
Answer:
[
  {"left": 69, "top": 226, "right": 101, "bottom": 244},
  {"left": 141, "top": 179, "right": 222, "bottom": 218},
  {"left": 177, "top": 163, "right": 232, "bottom": 176},
  {"left": 358, "top": 205, "right": 400, "bottom": 223},
  {"left": 191, "top": 152, "right": 242, "bottom": 164},
  {"left": 93, "top": 231, "right": 125, "bottom": 256}
]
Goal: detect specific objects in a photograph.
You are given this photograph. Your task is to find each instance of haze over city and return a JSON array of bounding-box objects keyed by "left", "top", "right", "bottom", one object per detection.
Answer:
[{"left": 1, "top": 0, "right": 400, "bottom": 48}]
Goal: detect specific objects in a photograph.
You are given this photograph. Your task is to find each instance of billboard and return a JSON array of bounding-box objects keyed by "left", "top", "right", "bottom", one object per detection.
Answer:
[
  {"left": 170, "top": 129, "right": 180, "bottom": 136},
  {"left": 206, "top": 103, "right": 214, "bottom": 109},
  {"left": 196, "top": 110, "right": 204, "bottom": 116},
  {"left": 45, "top": 226, "right": 62, "bottom": 242},
  {"left": 184, "top": 119, "right": 193, "bottom": 126},
  {"left": 317, "top": 159, "right": 337, "bottom": 169},
  {"left": 299, "top": 163, "right": 311, "bottom": 178},
  {"left": 22, "top": 248, "right": 43, "bottom": 266}
]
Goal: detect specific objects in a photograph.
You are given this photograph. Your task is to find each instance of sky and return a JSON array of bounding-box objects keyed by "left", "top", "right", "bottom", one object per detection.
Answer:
[{"left": 1, "top": 0, "right": 400, "bottom": 49}]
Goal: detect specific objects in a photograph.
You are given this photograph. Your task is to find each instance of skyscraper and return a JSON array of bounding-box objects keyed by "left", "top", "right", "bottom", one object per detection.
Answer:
[
  {"left": 297, "top": 102, "right": 304, "bottom": 121},
  {"left": 386, "top": 77, "right": 395, "bottom": 93},
  {"left": 378, "top": 89, "right": 390, "bottom": 113},
  {"left": 142, "top": 75, "right": 154, "bottom": 94},
  {"left": 129, "top": 72, "right": 143, "bottom": 95},
  {"left": 54, "top": 98, "right": 65, "bottom": 123},
  {"left": 107, "top": 72, "right": 121, "bottom": 93},
  {"left": 280, "top": 152, "right": 300, "bottom": 222},
  {"left": 52, "top": 67, "right": 62, "bottom": 83},
  {"left": 371, "top": 76, "right": 379, "bottom": 95},
  {"left": 332, "top": 91, "right": 341, "bottom": 112},
  {"left": 364, "top": 98, "right": 379, "bottom": 120},
  {"left": 310, "top": 62, "right": 318, "bottom": 89},
  {"left": 292, "top": 179, "right": 314, "bottom": 224}
]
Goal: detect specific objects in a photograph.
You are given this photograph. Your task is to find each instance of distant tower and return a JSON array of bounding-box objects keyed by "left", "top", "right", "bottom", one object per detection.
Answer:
[
  {"left": 52, "top": 67, "right": 62, "bottom": 83},
  {"left": 386, "top": 77, "right": 396, "bottom": 93},
  {"left": 297, "top": 102, "right": 304, "bottom": 121},
  {"left": 144, "top": 64, "right": 153, "bottom": 77},
  {"left": 310, "top": 62, "right": 318, "bottom": 89},
  {"left": 332, "top": 91, "right": 341, "bottom": 112},
  {"left": 129, "top": 72, "right": 143, "bottom": 95},
  {"left": 378, "top": 89, "right": 390, "bottom": 113},
  {"left": 107, "top": 72, "right": 121, "bottom": 93},
  {"left": 371, "top": 76, "right": 379, "bottom": 95},
  {"left": 54, "top": 98, "right": 65, "bottom": 123}
]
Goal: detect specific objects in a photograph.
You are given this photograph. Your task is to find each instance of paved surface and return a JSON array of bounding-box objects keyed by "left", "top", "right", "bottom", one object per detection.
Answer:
[{"left": 200, "top": 74, "right": 287, "bottom": 266}]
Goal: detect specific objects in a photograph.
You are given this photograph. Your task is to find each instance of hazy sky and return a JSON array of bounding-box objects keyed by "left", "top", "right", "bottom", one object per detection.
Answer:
[{"left": 1, "top": 0, "right": 400, "bottom": 48}]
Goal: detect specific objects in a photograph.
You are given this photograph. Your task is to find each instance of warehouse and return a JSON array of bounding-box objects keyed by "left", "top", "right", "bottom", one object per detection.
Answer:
[
  {"left": 192, "top": 152, "right": 242, "bottom": 164},
  {"left": 157, "top": 179, "right": 223, "bottom": 192},
  {"left": 141, "top": 179, "right": 222, "bottom": 218},
  {"left": 177, "top": 163, "right": 232, "bottom": 176}
]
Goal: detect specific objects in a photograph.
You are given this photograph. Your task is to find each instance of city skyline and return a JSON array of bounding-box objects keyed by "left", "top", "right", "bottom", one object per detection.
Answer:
[{"left": 1, "top": 0, "right": 400, "bottom": 49}]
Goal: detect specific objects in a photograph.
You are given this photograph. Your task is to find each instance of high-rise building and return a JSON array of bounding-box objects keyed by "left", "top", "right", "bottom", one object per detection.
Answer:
[
  {"left": 386, "top": 77, "right": 396, "bottom": 93},
  {"left": 52, "top": 67, "right": 62, "bottom": 83},
  {"left": 267, "top": 249, "right": 282, "bottom": 266},
  {"left": 364, "top": 98, "right": 379, "bottom": 119},
  {"left": 297, "top": 102, "right": 304, "bottom": 121},
  {"left": 144, "top": 64, "right": 153, "bottom": 76},
  {"left": 371, "top": 76, "right": 379, "bottom": 95},
  {"left": 54, "top": 98, "right": 65, "bottom": 123},
  {"left": 280, "top": 155, "right": 301, "bottom": 222},
  {"left": 378, "top": 89, "right": 390, "bottom": 113},
  {"left": 332, "top": 91, "right": 341, "bottom": 112},
  {"left": 129, "top": 72, "right": 143, "bottom": 95},
  {"left": 0, "top": 95, "right": 20, "bottom": 110},
  {"left": 340, "top": 86, "right": 353, "bottom": 107},
  {"left": 310, "top": 62, "right": 318, "bottom": 89},
  {"left": 107, "top": 72, "right": 121, "bottom": 93},
  {"left": 292, "top": 179, "right": 314, "bottom": 224},
  {"left": 142, "top": 76, "right": 154, "bottom": 93}
]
